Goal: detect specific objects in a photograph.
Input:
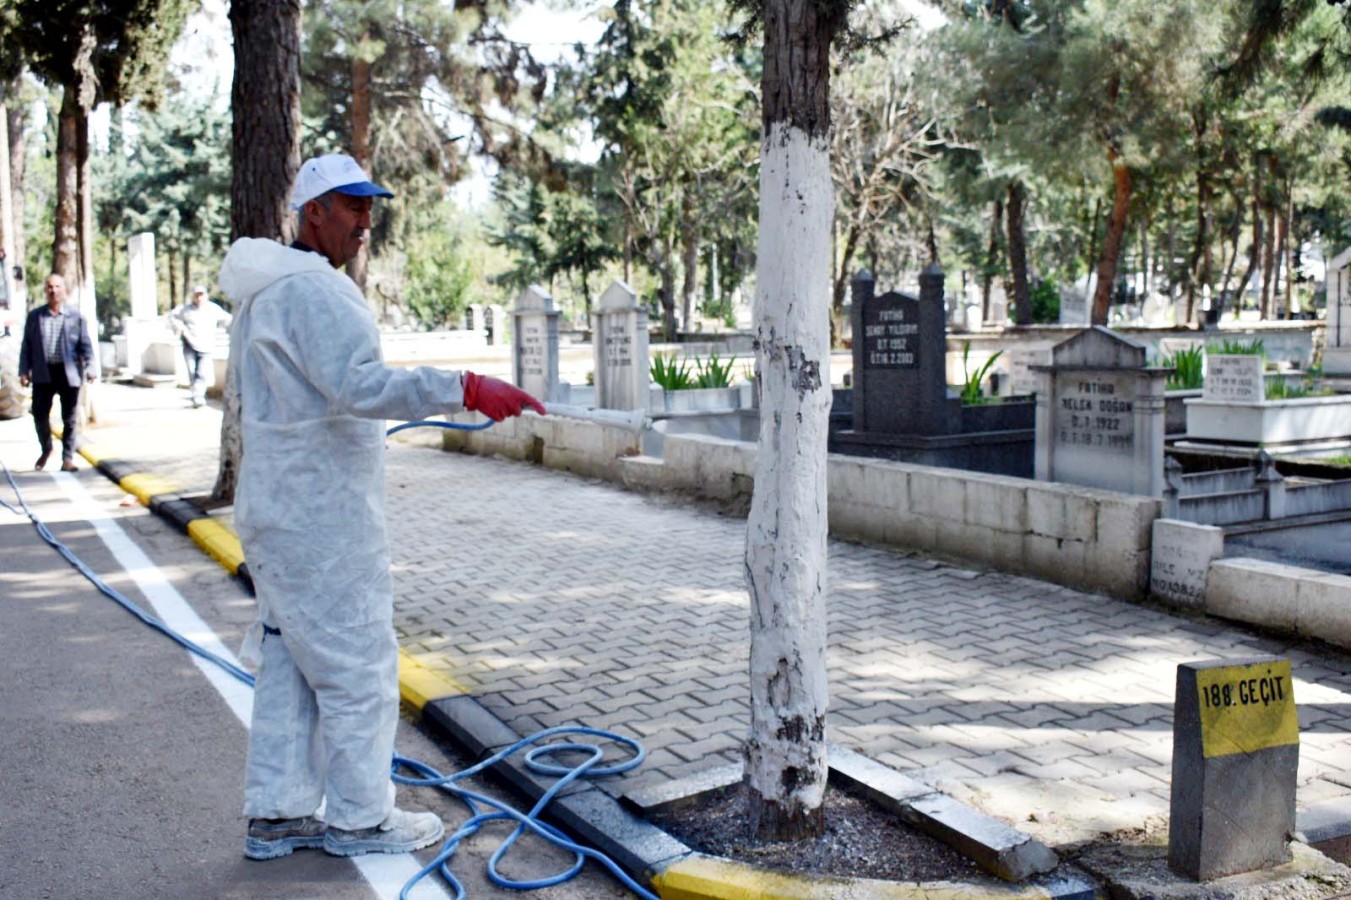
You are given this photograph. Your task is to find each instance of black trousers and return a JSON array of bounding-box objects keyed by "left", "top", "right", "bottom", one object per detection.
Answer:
[{"left": 31, "top": 362, "right": 80, "bottom": 462}]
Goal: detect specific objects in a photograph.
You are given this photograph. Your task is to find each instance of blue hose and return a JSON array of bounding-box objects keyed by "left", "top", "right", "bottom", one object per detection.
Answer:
[{"left": 1, "top": 440, "right": 659, "bottom": 900}]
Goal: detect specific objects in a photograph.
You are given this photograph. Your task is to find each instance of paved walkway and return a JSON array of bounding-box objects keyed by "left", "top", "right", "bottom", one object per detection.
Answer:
[{"left": 7, "top": 380, "right": 1351, "bottom": 849}]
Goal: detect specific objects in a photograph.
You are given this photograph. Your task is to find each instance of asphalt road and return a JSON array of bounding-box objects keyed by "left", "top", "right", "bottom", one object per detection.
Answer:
[{"left": 0, "top": 458, "right": 633, "bottom": 900}]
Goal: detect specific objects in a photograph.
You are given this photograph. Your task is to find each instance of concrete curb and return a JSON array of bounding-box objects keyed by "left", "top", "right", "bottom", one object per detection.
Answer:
[{"left": 421, "top": 693, "right": 1101, "bottom": 900}]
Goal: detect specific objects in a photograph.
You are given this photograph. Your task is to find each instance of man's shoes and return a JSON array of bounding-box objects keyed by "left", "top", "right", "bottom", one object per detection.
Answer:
[
  {"left": 323, "top": 808, "right": 444, "bottom": 857},
  {"left": 35, "top": 451, "right": 50, "bottom": 471},
  {"left": 244, "top": 816, "right": 328, "bottom": 860},
  {"left": 61, "top": 460, "right": 78, "bottom": 472}
]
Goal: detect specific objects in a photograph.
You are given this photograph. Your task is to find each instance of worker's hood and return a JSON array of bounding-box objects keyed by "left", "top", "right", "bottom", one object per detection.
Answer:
[{"left": 219, "top": 237, "right": 335, "bottom": 311}]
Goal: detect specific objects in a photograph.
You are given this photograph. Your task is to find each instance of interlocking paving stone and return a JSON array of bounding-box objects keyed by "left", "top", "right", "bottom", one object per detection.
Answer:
[{"left": 378, "top": 444, "right": 1351, "bottom": 846}]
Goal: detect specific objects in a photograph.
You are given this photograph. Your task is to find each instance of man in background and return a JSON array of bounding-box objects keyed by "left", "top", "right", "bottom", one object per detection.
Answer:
[
  {"left": 17, "top": 273, "right": 95, "bottom": 471},
  {"left": 169, "top": 284, "right": 232, "bottom": 408}
]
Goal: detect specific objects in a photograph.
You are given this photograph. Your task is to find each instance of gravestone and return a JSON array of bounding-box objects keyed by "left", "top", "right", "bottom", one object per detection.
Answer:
[
  {"left": 1150, "top": 518, "right": 1224, "bottom": 609},
  {"left": 1004, "top": 345, "right": 1052, "bottom": 397},
  {"left": 123, "top": 232, "right": 161, "bottom": 378},
  {"left": 512, "top": 285, "right": 561, "bottom": 403},
  {"left": 1168, "top": 657, "right": 1299, "bottom": 880},
  {"left": 1034, "top": 327, "right": 1171, "bottom": 496},
  {"left": 1328, "top": 247, "right": 1351, "bottom": 375},
  {"left": 464, "top": 303, "right": 482, "bottom": 335},
  {"left": 831, "top": 267, "right": 1035, "bottom": 477},
  {"left": 592, "top": 280, "right": 649, "bottom": 410},
  {"left": 1203, "top": 355, "right": 1264, "bottom": 403},
  {"left": 851, "top": 265, "right": 951, "bottom": 436},
  {"left": 1059, "top": 283, "right": 1089, "bottom": 326}
]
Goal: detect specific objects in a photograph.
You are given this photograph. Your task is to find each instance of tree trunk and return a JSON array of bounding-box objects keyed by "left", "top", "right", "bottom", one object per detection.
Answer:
[
  {"left": 832, "top": 221, "right": 860, "bottom": 346},
  {"left": 6, "top": 80, "right": 26, "bottom": 309},
  {"left": 1006, "top": 181, "right": 1030, "bottom": 326},
  {"left": 1139, "top": 219, "right": 1149, "bottom": 299},
  {"left": 346, "top": 32, "right": 372, "bottom": 294},
  {"left": 1185, "top": 108, "right": 1211, "bottom": 324},
  {"left": 680, "top": 186, "right": 698, "bottom": 330},
  {"left": 981, "top": 197, "right": 1003, "bottom": 323},
  {"left": 183, "top": 253, "right": 192, "bottom": 306},
  {"left": 1090, "top": 149, "right": 1131, "bottom": 326},
  {"left": 54, "top": 87, "right": 81, "bottom": 287},
  {"left": 1233, "top": 168, "right": 1262, "bottom": 320},
  {"left": 1259, "top": 200, "right": 1276, "bottom": 319},
  {"left": 746, "top": 0, "right": 840, "bottom": 843},
  {"left": 0, "top": 80, "right": 15, "bottom": 311},
  {"left": 167, "top": 248, "right": 179, "bottom": 311},
  {"left": 1085, "top": 196, "right": 1100, "bottom": 287},
  {"left": 216, "top": 0, "right": 303, "bottom": 504},
  {"left": 1275, "top": 190, "right": 1289, "bottom": 318},
  {"left": 659, "top": 250, "right": 676, "bottom": 340},
  {"left": 1282, "top": 182, "right": 1294, "bottom": 317}
]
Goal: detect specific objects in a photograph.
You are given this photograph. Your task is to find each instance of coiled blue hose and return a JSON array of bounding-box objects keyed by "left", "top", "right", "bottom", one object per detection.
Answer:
[{"left": 1, "top": 428, "right": 660, "bottom": 900}]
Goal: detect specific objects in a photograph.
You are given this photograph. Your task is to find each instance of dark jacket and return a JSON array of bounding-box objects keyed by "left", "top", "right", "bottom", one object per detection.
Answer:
[{"left": 18, "top": 304, "right": 95, "bottom": 386}]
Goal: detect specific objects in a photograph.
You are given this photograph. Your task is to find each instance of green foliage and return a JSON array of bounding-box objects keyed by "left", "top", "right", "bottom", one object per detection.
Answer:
[
  {"left": 1029, "top": 280, "right": 1060, "bottom": 323},
  {"left": 5, "top": 0, "right": 194, "bottom": 108},
  {"left": 1163, "top": 345, "right": 1205, "bottom": 390},
  {"left": 1208, "top": 339, "right": 1266, "bottom": 357},
  {"left": 650, "top": 353, "right": 694, "bottom": 390},
  {"left": 693, "top": 350, "right": 736, "bottom": 388},
  {"left": 405, "top": 222, "right": 476, "bottom": 331},
  {"left": 959, "top": 341, "right": 1002, "bottom": 405}
]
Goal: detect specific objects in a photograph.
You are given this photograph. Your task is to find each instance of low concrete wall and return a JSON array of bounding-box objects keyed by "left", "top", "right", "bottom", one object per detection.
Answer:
[
  {"left": 619, "top": 433, "right": 1156, "bottom": 601},
  {"left": 437, "top": 416, "right": 1158, "bottom": 600},
  {"left": 1206, "top": 558, "right": 1351, "bottom": 650}
]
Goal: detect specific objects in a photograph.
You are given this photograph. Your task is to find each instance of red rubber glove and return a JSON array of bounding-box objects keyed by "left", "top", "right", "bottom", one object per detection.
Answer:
[{"left": 462, "top": 371, "right": 547, "bottom": 421}]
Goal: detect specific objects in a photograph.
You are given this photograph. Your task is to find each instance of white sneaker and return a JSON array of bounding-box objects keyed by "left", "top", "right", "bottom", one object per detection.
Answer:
[{"left": 322, "top": 807, "right": 444, "bottom": 857}]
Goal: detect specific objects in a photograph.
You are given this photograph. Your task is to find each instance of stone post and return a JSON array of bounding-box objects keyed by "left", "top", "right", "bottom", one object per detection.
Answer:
[
  {"left": 592, "top": 280, "right": 649, "bottom": 411},
  {"left": 512, "top": 285, "right": 560, "bottom": 403}
]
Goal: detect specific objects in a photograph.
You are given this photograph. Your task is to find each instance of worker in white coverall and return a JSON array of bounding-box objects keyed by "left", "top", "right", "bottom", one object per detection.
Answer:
[{"left": 220, "top": 154, "right": 546, "bottom": 861}]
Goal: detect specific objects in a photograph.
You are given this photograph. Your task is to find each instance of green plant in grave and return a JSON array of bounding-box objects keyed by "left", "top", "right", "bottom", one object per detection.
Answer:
[
  {"left": 1163, "top": 345, "right": 1205, "bottom": 390},
  {"left": 1265, "top": 378, "right": 1309, "bottom": 400},
  {"left": 960, "top": 341, "right": 1003, "bottom": 405},
  {"left": 650, "top": 353, "right": 694, "bottom": 390},
  {"left": 1207, "top": 338, "right": 1266, "bottom": 358},
  {"left": 693, "top": 350, "right": 736, "bottom": 388}
]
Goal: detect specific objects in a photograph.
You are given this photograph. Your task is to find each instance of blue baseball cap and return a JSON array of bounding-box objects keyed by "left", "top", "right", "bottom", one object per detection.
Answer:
[{"left": 290, "top": 154, "right": 394, "bottom": 210}]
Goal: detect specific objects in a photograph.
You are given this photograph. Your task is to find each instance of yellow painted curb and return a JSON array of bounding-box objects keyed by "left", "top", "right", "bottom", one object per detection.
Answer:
[
  {"left": 119, "top": 473, "right": 182, "bottom": 505},
  {"left": 398, "top": 650, "right": 468, "bottom": 711},
  {"left": 653, "top": 854, "right": 1059, "bottom": 900},
  {"left": 78, "top": 442, "right": 106, "bottom": 466},
  {"left": 186, "top": 518, "right": 245, "bottom": 574}
]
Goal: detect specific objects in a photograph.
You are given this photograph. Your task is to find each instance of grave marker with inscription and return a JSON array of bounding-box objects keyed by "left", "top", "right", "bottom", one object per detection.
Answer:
[
  {"left": 850, "top": 265, "right": 951, "bottom": 435},
  {"left": 1150, "top": 519, "right": 1224, "bottom": 609},
  {"left": 592, "top": 280, "right": 649, "bottom": 410},
  {"left": 1169, "top": 657, "right": 1299, "bottom": 880},
  {"left": 511, "top": 285, "right": 561, "bottom": 403},
  {"left": 1203, "top": 354, "right": 1264, "bottom": 403},
  {"left": 1034, "top": 327, "right": 1170, "bottom": 496}
]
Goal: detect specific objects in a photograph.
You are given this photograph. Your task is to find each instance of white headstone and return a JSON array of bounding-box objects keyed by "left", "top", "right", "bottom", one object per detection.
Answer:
[
  {"left": 592, "top": 280, "right": 649, "bottom": 411},
  {"left": 1325, "top": 246, "right": 1351, "bottom": 375},
  {"left": 127, "top": 233, "right": 157, "bottom": 319},
  {"left": 1151, "top": 519, "right": 1224, "bottom": 609},
  {"left": 1034, "top": 326, "right": 1170, "bottom": 496},
  {"left": 512, "top": 286, "right": 560, "bottom": 403},
  {"left": 1005, "top": 345, "right": 1052, "bottom": 396},
  {"left": 1059, "top": 281, "right": 1090, "bottom": 326},
  {"left": 1203, "top": 355, "right": 1264, "bottom": 403}
]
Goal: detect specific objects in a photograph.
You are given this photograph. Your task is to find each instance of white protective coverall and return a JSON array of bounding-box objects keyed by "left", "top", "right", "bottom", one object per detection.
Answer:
[{"left": 220, "top": 237, "right": 465, "bottom": 830}]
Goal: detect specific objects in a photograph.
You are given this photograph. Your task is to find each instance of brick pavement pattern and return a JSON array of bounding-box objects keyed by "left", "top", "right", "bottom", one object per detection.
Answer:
[{"left": 384, "top": 445, "right": 1351, "bottom": 848}]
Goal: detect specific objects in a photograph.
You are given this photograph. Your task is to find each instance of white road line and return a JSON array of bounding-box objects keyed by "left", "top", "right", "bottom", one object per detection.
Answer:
[{"left": 50, "top": 472, "right": 451, "bottom": 900}]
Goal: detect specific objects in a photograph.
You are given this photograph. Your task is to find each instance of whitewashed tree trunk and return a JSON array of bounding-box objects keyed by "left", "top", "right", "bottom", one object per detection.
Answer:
[{"left": 745, "top": 0, "right": 842, "bottom": 841}]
